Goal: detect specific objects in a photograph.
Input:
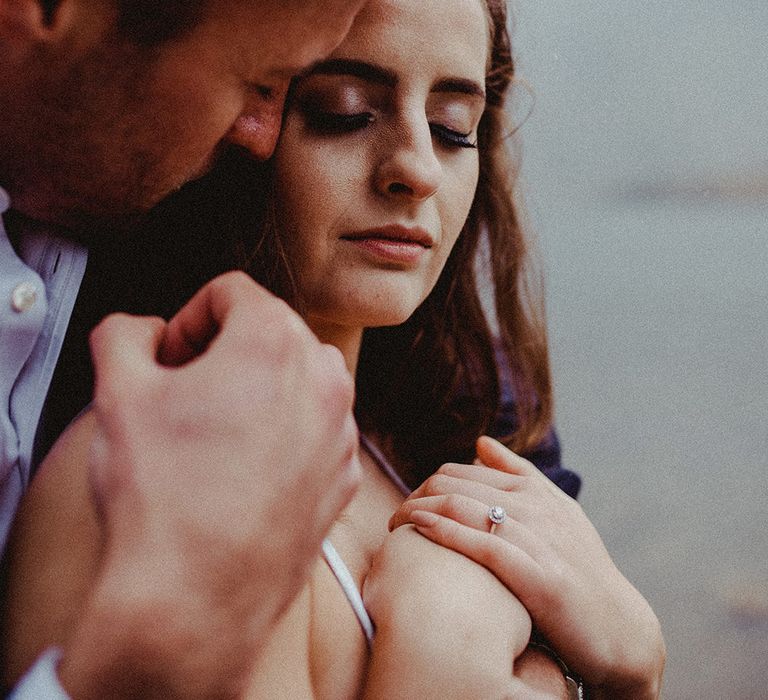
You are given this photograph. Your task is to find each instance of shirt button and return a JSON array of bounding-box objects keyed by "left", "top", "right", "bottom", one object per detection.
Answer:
[{"left": 11, "top": 282, "right": 38, "bottom": 313}]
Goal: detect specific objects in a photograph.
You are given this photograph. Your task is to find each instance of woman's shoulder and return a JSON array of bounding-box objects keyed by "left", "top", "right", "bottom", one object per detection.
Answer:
[{"left": 2, "top": 411, "right": 101, "bottom": 685}]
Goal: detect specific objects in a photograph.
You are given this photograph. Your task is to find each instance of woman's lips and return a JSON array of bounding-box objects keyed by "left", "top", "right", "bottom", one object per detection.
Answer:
[{"left": 341, "top": 225, "right": 433, "bottom": 265}]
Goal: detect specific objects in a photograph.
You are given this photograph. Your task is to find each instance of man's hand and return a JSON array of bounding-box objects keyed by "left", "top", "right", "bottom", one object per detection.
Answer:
[{"left": 59, "top": 272, "right": 361, "bottom": 699}]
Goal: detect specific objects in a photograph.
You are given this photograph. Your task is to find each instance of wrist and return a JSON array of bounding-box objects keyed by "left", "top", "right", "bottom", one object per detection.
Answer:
[
  {"left": 588, "top": 662, "right": 664, "bottom": 700},
  {"left": 587, "top": 623, "right": 666, "bottom": 700},
  {"left": 513, "top": 645, "right": 571, "bottom": 699},
  {"left": 524, "top": 640, "right": 585, "bottom": 700},
  {"left": 589, "top": 678, "right": 662, "bottom": 700},
  {"left": 58, "top": 557, "right": 242, "bottom": 700},
  {"left": 58, "top": 578, "right": 177, "bottom": 700}
]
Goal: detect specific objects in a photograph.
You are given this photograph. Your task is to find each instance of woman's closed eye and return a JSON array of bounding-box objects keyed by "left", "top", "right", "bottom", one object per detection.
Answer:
[
  {"left": 303, "top": 110, "right": 476, "bottom": 150},
  {"left": 303, "top": 109, "right": 375, "bottom": 135},
  {"left": 430, "top": 123, "right": 477, "bottom": 150}
]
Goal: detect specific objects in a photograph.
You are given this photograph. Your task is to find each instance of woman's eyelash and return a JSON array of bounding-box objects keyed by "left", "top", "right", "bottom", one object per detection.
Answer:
[
  {"left": 301, "top": 108, "right": 477, "bottom": 150},
  {"left": 303, "top": 110, "right": 374, "bottom": 134},
  {"left": 430, "top": 123, "right": 477, "bottom": 149}
]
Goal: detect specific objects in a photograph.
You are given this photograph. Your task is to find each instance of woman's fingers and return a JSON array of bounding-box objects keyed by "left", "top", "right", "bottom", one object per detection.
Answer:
[
  {"left": 400, "top": 473, "right": 532, "bottom": 527},
  {"left": 477, "top": 437, "right": 573, "bottom": 500},
  {"left": 406, "top": 462, "right": 527, "bottom": 505},
  {"left": 403, "top": 439, "right": 563, "bottom": 513},
  {"left": 390, "top": 494, "right": 488, "bottom": 531},
  {"left": 408, "top": 511, "right": 545, "bottom": 601},
  {"left": 393, "top": 498, "right": 548, "bottom": 571},
  {"left": 436, "top": 462, "right": 527, "bottom": 491},
  {"left": 476, "top": 436, "right": 537, "bottom": 476},
  {"left": 398, "top": 436, "right": 667, "bottom": 695}
]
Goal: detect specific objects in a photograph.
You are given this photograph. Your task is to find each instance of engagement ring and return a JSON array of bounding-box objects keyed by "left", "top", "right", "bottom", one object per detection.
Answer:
[{"left": 488, "top": 505, "right": 506, "bottom": 534}]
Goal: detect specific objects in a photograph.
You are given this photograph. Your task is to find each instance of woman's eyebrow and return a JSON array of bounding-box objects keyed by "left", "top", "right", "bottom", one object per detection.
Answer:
[
  {"left": 300, "top": 59, "right": 397, "bottom": 88},
  {"left": 298, "top": 60, "right": 486, "bottom": 102},
  {"left": 433, "top": 78, "right": 486, "bottom": 100}
]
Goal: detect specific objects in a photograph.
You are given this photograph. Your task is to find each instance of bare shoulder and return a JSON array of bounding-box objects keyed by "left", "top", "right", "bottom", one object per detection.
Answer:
[
  {"left": 360, "top": 525, "right": 534, "bottom": 698},
  {"left": 364, "top": 524, "right": 531, "bottom": 655},
  {"left": 2, "top": 411, "right": 101, "bottom": 685}
]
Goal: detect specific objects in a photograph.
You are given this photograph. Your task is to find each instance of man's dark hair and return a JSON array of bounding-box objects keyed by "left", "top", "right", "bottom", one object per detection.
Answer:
[{"left": 39, "top": 0, "right": 208, "bottom": 44}]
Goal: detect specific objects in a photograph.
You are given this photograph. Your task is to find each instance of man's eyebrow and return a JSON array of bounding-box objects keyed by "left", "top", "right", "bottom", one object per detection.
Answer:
[
  {"left": 433, "top": 78, "right": 486, "bottom": 100},
  {"left": 299, "top": 59, "right": 397, "bottom": 87}
]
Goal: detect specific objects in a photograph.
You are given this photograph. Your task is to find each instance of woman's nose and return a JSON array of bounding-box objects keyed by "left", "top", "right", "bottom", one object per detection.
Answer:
[
  {"left": 375, "top": 119, "right": 442, "bottom": 201},
  {"left": 225, "top": 82, "right": 289, "bottom": 161}
]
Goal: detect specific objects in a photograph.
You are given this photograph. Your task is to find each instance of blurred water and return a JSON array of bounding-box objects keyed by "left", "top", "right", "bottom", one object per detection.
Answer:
[{"left": 512, "top": 2, "right": 768, "bottom": 698}]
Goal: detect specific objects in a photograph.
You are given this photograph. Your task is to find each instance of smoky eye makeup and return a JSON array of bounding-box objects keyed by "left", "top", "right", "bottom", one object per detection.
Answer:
[
  {"left": 288, "top": 71, "right": 484, "bottom": 146},
  {"left": 292, "top": 78, "right": 379, "bottom": 136},
  {"left": 303, "top": 110, "right": 375, "bottom": 134},
  {"left": 427, "top": 95, "right": 483, "bottom": 149},
  {"left": 429, "top": 98, "right": 481, "bottom": 132},
  {"left": 429, "top": 123, "right": 477, "bottom": 149}
]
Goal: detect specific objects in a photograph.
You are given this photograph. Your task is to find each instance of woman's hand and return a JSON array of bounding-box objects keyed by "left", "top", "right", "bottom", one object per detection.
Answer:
[
  {"left": 363, "top": 524, "right": 574, "bottom": 699},
  {"left": 389, "top": 436, "right": 665, "bottom": 700}
]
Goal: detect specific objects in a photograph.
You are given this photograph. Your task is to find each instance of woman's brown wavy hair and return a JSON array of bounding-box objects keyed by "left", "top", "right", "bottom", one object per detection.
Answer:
[{"left": 245, "top": 0, "right": 554, "bottom": 486}]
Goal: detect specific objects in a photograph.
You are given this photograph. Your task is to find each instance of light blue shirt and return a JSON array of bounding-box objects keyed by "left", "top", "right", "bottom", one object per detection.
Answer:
[
  {"left": 1, "top": 186, "right": 87, "bottom": 698},
  {"left": 8, "top": 649, "right": 69, "bottom": 699}
]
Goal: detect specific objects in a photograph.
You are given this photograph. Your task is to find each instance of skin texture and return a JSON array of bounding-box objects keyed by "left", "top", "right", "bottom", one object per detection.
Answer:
[
  {"left": 255, "top": 0, "right": 569, "bottom": 696},
  {"left": 3, "top": 0, "right": 569, "bottom": 697},
  {"left": 273, "top": 0, "right": 483, "bottom": 346},
  {"left": 61, "top": 273, "right": 364, "bottom": 700},
  {"left": 0, "top": 0, "right": 364, "bottom": 230},
  {"left": 0, "top": 0, "right": 663, "bottom": 698},
  {"left": 0, "top": 0, "right": 368, "bottom": 697},
  {"left": 272, "top": 1, "right": 665, "bottom": 695},
  {"left": 390, "top": 436, "right": 667, "bottom": 699}
]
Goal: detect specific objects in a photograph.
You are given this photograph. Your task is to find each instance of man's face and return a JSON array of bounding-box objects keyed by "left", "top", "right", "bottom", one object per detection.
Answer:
[{"left": 2, "top": 0, "right": 365, "bottom": 229}]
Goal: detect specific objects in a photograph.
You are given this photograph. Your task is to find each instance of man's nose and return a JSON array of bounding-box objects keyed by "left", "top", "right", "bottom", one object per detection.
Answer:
[{"left": 226, "top": 83, "right": 289, "bottom": 160}]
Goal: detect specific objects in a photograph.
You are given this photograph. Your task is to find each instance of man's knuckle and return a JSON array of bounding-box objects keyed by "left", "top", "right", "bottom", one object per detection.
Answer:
[
  {"left": 216, "top": 269, "right": 255, "bottom": 291},
  {"left": 323, "top": 356, "right": 354, "bottom": 398},
  {"left": 91, "top": 311, "right": 130, "bottom": 342}
]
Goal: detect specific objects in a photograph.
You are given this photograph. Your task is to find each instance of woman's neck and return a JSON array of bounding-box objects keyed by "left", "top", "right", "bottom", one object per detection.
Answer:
[{"left": 307, "top": 319, "right": 364, "bottom": 377}]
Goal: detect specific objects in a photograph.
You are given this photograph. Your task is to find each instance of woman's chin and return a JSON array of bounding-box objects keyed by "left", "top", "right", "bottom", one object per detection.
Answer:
[
  {"left": 310, "top": 303, "right": 419, "bottom": 332},
  {"left": 360, "top": 305, "right": 417, "bottom": 328}
]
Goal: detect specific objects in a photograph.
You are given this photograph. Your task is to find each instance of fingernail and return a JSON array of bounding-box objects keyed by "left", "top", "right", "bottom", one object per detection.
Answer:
[{"left": 410, "top": 510, "right": 439, "bottom": 528}]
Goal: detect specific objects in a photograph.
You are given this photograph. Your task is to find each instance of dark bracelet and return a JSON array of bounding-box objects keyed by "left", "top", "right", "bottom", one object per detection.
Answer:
[{"left": 527, "top": 640, "right": 586, "bottom": 700}]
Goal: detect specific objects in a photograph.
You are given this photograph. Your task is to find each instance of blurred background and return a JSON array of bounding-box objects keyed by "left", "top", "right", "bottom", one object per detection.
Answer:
[{"left": 511, "top": 2, "right": 767, "bottom": 698}]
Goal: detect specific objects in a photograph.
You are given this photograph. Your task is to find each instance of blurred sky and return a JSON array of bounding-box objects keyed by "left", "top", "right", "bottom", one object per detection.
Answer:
[{"left": 510, "top": 2, "right": 767, "bottom": 698}]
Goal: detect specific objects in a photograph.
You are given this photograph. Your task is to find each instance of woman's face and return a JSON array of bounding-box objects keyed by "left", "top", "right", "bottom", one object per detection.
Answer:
[{"left": 274, "top": 0, "right": 489, "bottom": 333}]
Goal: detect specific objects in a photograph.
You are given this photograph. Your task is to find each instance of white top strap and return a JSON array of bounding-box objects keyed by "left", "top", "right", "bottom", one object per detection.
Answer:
[{"left": 321, "top": 539, "right": 375, "bottom": 645}]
